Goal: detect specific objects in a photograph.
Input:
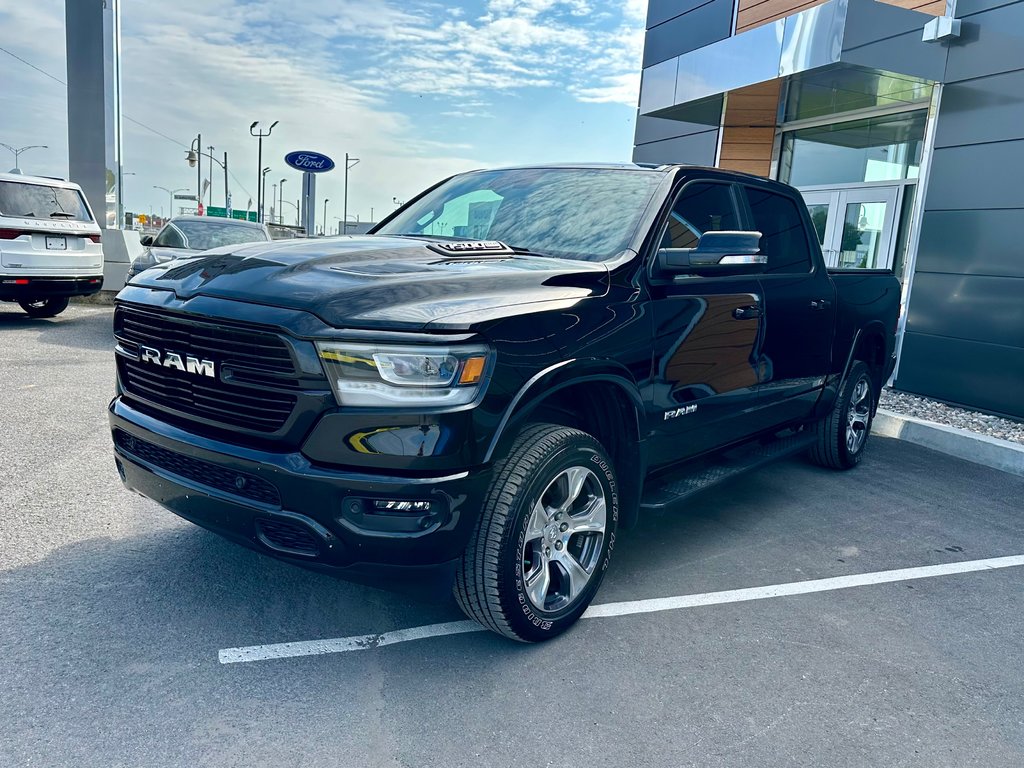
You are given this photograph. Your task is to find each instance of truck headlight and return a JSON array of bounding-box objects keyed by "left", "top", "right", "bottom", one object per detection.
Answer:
[{"left": 316, "top": 341, "right": 491, "bottom": 407}]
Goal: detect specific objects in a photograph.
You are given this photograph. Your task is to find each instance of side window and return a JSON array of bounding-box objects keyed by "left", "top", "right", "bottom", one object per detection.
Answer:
[
  {"left": 661, "top": 182, "right": 741, "bottom": 249},
  {"left": 744, "top": 187, "right": 813, "bottom": 273}
]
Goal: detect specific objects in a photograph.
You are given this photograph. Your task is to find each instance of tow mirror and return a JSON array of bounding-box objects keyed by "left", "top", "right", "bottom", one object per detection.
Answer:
[{"left": 657, "top": 231, "right": 766, "bottom": 276}]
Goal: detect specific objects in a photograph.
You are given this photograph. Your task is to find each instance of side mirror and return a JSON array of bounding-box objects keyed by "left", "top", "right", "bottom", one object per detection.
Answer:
[
  {"left": 657, "top": 231, "right": 766, "bottom": 276},
  {"left": 140, "top": 234, "right": 154, "bottom": 247}
]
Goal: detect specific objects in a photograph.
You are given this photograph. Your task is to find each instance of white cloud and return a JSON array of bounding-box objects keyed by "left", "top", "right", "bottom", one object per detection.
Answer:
[{"left": 0, "top": 0, "right": 647, "bottom": 221}]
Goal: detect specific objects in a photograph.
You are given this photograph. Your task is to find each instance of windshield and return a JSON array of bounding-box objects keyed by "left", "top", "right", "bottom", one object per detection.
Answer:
[
  {"left": 0, "top": 180, "right": 92, "bottom": 221},
  {"left": 153, "top": 220, "right": 269, "bottom": 250},
  {"left": 376, "top": 168, "right": 664, "bottom": 262}
]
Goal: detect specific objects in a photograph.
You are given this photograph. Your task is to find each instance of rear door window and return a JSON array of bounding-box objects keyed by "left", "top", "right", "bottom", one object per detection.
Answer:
[
  {"left": 0, "top": 181, "right": 92, "bottom": 222},
  {"left": 743, "top": 186, "right": 813, "bottom": 273}
]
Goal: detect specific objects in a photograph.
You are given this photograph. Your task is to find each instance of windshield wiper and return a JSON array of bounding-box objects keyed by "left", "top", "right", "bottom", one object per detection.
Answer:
[{"left": 49, "top": 212, "right": 75, "bottom": 218}]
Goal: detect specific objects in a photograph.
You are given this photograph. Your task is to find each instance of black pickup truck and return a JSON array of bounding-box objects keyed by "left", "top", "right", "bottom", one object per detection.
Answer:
[{"left": 111, "top": 164, "right": 900, "bottom": 641}]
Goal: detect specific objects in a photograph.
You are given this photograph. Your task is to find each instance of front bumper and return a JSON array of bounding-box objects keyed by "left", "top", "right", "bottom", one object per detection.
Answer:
[
  {"left": 110, "top": 397, "right": 491, "bottom": 576},
  {"left": 0, "top": 275, "right": 103, "bottom": 299}
]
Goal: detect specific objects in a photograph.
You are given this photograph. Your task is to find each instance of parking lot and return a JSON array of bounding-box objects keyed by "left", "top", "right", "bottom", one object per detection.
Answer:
[{"left": 2, "top": 302, "right": 1023, "bottom": 767}]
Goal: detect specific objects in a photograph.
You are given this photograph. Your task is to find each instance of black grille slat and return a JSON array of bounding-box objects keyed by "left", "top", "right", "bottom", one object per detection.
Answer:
[
  {"left": 114, "top": 430, "right": 281, "bottom": 507},
  {"left": 115, "top": 306, "right": 300, "bottom": 432}
]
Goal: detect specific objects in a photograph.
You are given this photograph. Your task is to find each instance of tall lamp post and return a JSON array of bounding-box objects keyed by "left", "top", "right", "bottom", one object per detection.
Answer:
[
  {"left": 186, "top": 146, "right": 229, "bottom": 213},
  {"left": 343, "top": 153, "right": 360, "bottom": 234},
  {"left": 278, "top": 178, "right": 286, "bottom": 225},
  {"left": 154, "top": 186, "right": 186, "bottom": 220},
  {"left": 260, "top": 167, "right": 271, "bottom": 223},
  {"left": 322, "top": 198, "right": 330, "bottom": 235},
  {"left": 187, "top": 134, "right": 202, "bottom": 205},
  {"left": 249, "top": 121, "right": 279, "bottom": 224},
  {"left": 0, "top": 143, "right": 48, "bottom": 173},
  {"left": 270, "top": 183, "right": 277, "bottom": 223}
]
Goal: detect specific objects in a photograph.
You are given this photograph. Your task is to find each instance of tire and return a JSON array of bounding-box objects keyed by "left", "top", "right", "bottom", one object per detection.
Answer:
[
  {"left": 808, "top": 360, "right": 875, "bottom": 470},
  {"left": 19, "top": 297, "right": 70, "bottom": 318},
  {"left": 454, "top": 423, "right": 619, "bottom": 642}
]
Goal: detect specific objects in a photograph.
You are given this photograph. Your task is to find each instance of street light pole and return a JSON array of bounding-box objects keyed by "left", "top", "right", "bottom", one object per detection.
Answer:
[
  {"left": 0, "top": 143, "right": 48, "bottom": 173},
  {"left": 343, "top": 153, "right": 360, "bottom": 235},
  {"left": 279, "top": 179, "right": 286, "bottom": 225},
  {"left": 323, "top": 198, "right": 329, "bottom": 235},
  {"left": 261, "top": 167, "right": 270, "bottom": 223},
  {"left": 223, "top": 151, "right": 229, "bottom": 213},
  {"left": 271, "top": 183, "right": 277, "bottom": 223},
  {"left": 249, "top": 121, "right": 279, "bottom": 224},
  {"left": 187, "top": 134, "right": 202, "bottom": 209},
  {"left": 154, "top": 186, "right": 186, "bottom": 220}
]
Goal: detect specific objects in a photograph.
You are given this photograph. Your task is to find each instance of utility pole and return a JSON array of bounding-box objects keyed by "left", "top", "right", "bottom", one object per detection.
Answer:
[
  {"left": 207, "top": 145, "right": 215, "bottom": 206},
  {"left": 223, "top": 151, "right": 229, "bottom": 213},
  {"left": 343, "top": 153, "right": 360, "bottom": 234},
  {"left": 249, "top": 121, "right": 278, "bottom": 223}
]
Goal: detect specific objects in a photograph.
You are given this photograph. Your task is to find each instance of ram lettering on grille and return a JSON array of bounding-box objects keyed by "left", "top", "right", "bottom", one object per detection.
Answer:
[{"left": 138, "top": 344, "right": 216, "bottom": 378}]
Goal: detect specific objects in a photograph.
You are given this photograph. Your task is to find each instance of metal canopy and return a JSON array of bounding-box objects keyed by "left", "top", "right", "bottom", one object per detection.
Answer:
[{"left": 639, "top": 0, "right": 949, "bottom": 119}]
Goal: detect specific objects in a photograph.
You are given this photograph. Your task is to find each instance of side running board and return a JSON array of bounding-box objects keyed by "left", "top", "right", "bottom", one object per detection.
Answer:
[{"left": 639, "top": 431, "right": 816, "bottom": 510}]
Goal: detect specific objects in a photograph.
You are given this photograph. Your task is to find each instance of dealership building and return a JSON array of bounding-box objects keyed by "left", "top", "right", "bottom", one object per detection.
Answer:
[{"left": 634, "top": 0, "right": 1023, "bottom": 418}]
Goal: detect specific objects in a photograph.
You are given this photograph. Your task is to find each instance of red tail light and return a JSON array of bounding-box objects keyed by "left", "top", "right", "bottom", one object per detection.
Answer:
[
  {"left": 87, "top": 233, "right": 102, "bottom": 243},
  {"left": 0, "top": 228, "right": 25, "bottom": 240}
]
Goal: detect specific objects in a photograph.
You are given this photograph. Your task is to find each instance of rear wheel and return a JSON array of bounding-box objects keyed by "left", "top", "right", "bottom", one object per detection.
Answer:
[
  {"left": 808, "top": 360, "right": 875, "bottom": 469},
  {"left": 454, "top": 423, "right": 619, "bottom": 642},
  {"left": 19, "top": 297, "right": 70, "bottom": 318}
]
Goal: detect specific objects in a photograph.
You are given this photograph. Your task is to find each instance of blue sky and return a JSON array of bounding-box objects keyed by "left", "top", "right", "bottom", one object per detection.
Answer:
[{"left": 0, "top": 0, "right": 647, "bottom": 227}]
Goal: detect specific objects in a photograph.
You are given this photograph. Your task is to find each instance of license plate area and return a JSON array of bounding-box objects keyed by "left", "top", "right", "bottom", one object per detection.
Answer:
[{"left": 45, "top": 236, "right": 68, "bottom": 251}]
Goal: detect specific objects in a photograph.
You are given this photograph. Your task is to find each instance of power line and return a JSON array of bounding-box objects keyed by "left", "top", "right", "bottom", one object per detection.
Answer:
[
  {"left": 1, "top": 44, "right": 186, "bottom": 150},
  {"left": 3, "top": 44, "right": 255, "bottom": 200}
]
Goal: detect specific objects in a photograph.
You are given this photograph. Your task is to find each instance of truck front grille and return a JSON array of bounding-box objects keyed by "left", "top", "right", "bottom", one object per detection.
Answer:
[{"left": 114, "top": 306, "right": 301, "bottom": 433}]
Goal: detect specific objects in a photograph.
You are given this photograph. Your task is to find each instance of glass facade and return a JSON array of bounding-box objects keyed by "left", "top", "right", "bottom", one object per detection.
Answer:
[
  {"left": 784, "top": 69, "right": 932, "bottom": 123},
  {"left": 779, "top": 110, "right": 927, "bottom": 188}
]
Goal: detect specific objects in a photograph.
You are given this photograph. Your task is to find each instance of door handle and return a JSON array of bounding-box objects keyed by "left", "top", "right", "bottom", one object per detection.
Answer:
[
  {"left": 733, "top": 305, "right": 762, "bottom": 320},
  {"left": 810, "top": 299, "right": 832, "bottom": 311}
]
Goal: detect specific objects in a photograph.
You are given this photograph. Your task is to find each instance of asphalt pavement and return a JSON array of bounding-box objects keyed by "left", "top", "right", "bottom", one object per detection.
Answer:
[{"left": 2, "top": 302, "right": 1023, "bottom": 767}]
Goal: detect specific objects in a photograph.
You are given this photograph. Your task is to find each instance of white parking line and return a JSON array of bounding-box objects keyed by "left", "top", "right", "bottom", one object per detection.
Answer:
[{"left": 218, "top": 554, "right": 1024, "bottom": 664}]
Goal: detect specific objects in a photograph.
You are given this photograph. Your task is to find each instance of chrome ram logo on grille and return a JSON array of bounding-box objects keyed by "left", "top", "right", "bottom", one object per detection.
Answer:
[{"left": 138, "top": 345, "right": 215, "bottom": 377}]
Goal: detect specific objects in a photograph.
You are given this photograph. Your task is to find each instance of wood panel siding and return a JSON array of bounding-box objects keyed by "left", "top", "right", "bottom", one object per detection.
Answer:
[
  {"left": 718, "top": 80, "right": 781, "bottom": 178},
  {"left": 736, "top": 0, "right": 945, "bottom": 33}
]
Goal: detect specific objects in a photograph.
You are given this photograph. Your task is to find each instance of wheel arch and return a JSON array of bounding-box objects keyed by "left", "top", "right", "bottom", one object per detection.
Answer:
[{"left": 484, "top": 360, "right": 646, "bottom": 529}]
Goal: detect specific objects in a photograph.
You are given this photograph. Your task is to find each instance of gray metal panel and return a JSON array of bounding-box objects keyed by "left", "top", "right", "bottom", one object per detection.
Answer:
[
  {"left": 895, "top": 332, "right": 1024, "bottom": 418},
  {"left": 642, "top": 0, "right": 735, "bottom": 67},
  {"left": 647, "top": 0, "right": 719, "bottom": 29},
  {"left": 955, "top": 0, "right": 1023, "bottom": 15},
  {"left": 632, "top": 130, "right": 720, "bottom": 166},
  {"left": 925, "top": 139, "right": 1024, "bottom": 210},
  {"left": 635, "top": 103, "right": 724, "bottom": 145},
  {"left": 916, "top": 210, "right": 1024, "bottom": 279},
  {"left": 942, "top": 4, "right": 1024, "bottom": 83},
  {"left": 639, "top": 58, "right": 680, "bottom": 115},
  {"left": 904, "top": 273, "right": 1024, "bottom": 348},
  {"left": 66, "top": 0, "right": 111, "bottom": 228},
  {"left": 934, "top": 69, "right": 1024, "bottom": 148},
  {"left": 675, "top": 20, "right": 784, "bottom": 103},
  {"left": 780, "top": 1, "right": 844, "bottom": 76},
  {"left": 841, "top": 29, "right": 948, "bottom": 83}
]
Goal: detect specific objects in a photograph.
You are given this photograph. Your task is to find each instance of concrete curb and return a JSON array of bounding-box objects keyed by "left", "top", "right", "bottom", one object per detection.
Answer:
[{"left": 873, "top": 409, "right": 1024, "bottom": 478}]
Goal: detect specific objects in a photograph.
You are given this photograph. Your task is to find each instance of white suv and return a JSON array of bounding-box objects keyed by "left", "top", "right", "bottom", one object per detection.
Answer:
[{"left": 0, "top": 172, "right": 104, "bottom": 317}]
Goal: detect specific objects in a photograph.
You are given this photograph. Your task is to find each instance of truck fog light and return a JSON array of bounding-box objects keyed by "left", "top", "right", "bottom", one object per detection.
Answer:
[{"left": 372, "top": 499, "right": 432, "bottom": 513}]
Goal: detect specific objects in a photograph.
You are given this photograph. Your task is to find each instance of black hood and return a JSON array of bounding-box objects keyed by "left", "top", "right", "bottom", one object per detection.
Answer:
[{"left": 127, "top": 235, "right": 610, "bottom": 330}]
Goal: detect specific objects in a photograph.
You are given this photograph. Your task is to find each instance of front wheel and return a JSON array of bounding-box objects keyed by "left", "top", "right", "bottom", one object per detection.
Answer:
[
  {"left": 808, "top": 360, "right": 875, "bottom": 470},
  {"left": 454, "top": 423, "right": 619, "bottom": 642},
  {"left": 19, "top": 297, "right": 70, "bottom": 318}
]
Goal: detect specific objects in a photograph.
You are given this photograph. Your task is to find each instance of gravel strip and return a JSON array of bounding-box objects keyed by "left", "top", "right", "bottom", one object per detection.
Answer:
[{"left": 880, "top": 388, "right": 1024, "bottom": 445}]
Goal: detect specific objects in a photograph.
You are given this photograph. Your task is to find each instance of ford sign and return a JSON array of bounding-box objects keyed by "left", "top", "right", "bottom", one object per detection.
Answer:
[{"left": 284, "top": 151, "right": 336, "bottom": 173}]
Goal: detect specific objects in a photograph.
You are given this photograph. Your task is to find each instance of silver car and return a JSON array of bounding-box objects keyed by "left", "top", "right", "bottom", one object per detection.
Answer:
[{"left": 127, "top": 215, "right": 271, "bottom": 281}]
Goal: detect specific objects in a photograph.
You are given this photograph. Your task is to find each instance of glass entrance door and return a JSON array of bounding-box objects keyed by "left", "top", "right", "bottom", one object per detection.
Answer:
[{"left": 801, "top": 187, "right": 899, "bottom": 269}]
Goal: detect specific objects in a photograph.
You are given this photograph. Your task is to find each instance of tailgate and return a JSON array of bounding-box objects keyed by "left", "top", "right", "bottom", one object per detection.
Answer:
[{"left": 1, "top": 228, "right": 103, "bottom": 271}]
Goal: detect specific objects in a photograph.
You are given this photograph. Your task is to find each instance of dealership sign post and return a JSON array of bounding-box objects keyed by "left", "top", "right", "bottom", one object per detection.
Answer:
[{"left": 284, "top": 151, "right": 335, "bottom": 235}]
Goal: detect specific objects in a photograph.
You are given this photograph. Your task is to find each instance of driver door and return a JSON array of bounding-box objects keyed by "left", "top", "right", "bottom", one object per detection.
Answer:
[{"left": 646, "top": 181, "right": 767, "bottom": 468}]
